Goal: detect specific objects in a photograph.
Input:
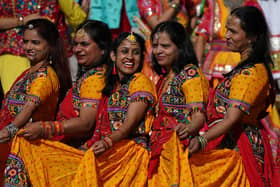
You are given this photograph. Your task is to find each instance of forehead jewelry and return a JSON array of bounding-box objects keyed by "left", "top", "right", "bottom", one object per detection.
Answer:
[
  {"left": 27, "top": 24, "right": 34, "bottom": 30},
  {"left": 76, "top": 28, "right": 86, "bottom": 39},
  {"left": 126, "top": 32, "right": 137, "bottom": 43}
]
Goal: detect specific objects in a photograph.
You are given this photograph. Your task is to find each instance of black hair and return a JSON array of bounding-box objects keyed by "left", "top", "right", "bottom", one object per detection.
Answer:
[
  {"left": 23, "top": 18, "right": 72, "bottom": 102},
  {"left": 102, "top": 32, "right": 146, "bottom": 96},
  {"left": 226, "top": 6, "right": 275, "bottom": 105},
  {"left": 150, "top": 21, "right": 198, "bottom": 75},
  {"left": 75, "top": 20, "right": 112, "bottom": 79}
]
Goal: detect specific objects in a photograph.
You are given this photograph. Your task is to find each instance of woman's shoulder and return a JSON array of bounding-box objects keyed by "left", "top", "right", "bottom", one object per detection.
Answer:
[
  {"left": 132, "top": 72, "right": 153, "bottom": 82},
  {"left": 231, "top": 63, "right": 269, "bottom": 87},
  {"left": 179, "top": 64, "right": 205, "bottom": 79},
  {"left": 129, "top": 72, "right": 156, "bottom": 92},
  {"left": 235, "top": 63, "right": 268, "bottom": 80}
]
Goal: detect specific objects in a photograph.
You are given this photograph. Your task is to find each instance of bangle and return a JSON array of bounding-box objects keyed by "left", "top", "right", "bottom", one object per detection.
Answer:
[
  {"left": 17, "top": 16, "right": 24, "bottom": 27},
  {"left": 102, "top": 139, "right": 109, "bottom": 150},
  {"left": 5, "top": 123, "right": 19, "bottom": 140},
  {"left": 196, "top": 135, "right": 208, "bottom": 150},
  {"left": 103, "top": 137, "right": 113, "bottom": 149}
]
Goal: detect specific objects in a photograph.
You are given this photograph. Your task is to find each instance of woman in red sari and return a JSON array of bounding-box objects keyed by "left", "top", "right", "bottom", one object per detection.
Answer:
[
  {"left": 0, "top": 18, "right": 72, "bottom": 184},
  {"left": 190, "top": 6, "right": 280, "bottom": 186}
]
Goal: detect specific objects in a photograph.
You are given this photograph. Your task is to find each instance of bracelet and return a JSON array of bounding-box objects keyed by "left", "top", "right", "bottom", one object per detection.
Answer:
[
  {"left": 102, "top": 139, "right": 109, "bottom": 150},
  {"left": 103, "top": 136, "right": 113, "bottom": 149},
  {"left": 40, "top": 121, "right": 64, "bottom": 139},
  {"left": 5, "top": 123, "right": 19, "bottom": 139},
  {"left": 196, "top": 135, "right": 208, "bottom": 150},
  {"left": 17, "top": 16, "right": 24, "bottom": 27}
]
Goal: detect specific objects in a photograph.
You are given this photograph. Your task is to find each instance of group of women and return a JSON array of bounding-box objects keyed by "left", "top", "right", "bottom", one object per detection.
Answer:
[{"left": 0, "top": 5, "right": 279, "bottom": 187}]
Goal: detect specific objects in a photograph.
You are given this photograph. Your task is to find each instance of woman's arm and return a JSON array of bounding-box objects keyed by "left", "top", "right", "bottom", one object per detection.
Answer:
[
  {"left": 143, "top": 0, "right": 182, "bottom": 30},
  {"left": 203, "top": 107, "right": 244, "bottom": 142},
  {"left": 58, "top": 0, "right": 87, "bottom": 29},
  {"left": 175, "top": 111, "right": 205, "bottom": 140},
  {"left": 19, "top": 107, "right": 98, "bottom": 140},
  {"left": 92, "top": 101, "right": 148, "bottom": 155},
  {"left": 188, "top": 107, "right": 244, "bottom": 154},
  {"left": 0, "top": 14, "right": 41, "bottom": 30},
  {"left": 0, "top": 102, "right": 37, "bottom": 143},
  {"left": 194, "top": 35, "right": 206, "bottom": 66}
]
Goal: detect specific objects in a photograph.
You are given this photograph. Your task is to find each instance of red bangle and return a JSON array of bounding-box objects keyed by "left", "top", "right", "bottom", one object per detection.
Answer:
[{"left": 103, "top": 139, "right": 109, "bottom": 150}]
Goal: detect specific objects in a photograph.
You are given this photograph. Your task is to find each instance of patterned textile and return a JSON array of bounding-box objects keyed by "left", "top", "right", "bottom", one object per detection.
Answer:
[
  {"left": 4, "top": 154, "right": 29, "bottom": 186},
  {"left": 86, "top": 72, "right": 156, "bottom": 147},
  {"left": 57, "top": 66, "right": 105, "bottom": 120},
  {"left": 0, "top": 65, "right": 60, "bottom": 186},
  {"left": 149, "top": 64, "right": 209, "bottom": 176},
  {"left": 0, "top": 65, "right": 60, "bottom": 130},
  {"left": 206, "top": 63, "right": 279, "bottom": 186},
  {"left": 4, "top": 72, "right": 156, "bottom": 187},
  {"left": 46, "top": 66, "right": 105, "bottom": 144},
  {"left": 0, "top": 0, "right": 71, "bottom": 56},
  {"left": 137, "top": 0, "right": 191, "bottom": 28},
  {"left": 148, "top": 132, "right": 250, "bottom": 186}
]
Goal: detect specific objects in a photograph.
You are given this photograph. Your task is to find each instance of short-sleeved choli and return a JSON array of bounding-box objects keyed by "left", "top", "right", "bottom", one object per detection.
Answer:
[
  {"left": 79, "top": 72, "right": 105, "bottom": 108},
  {"left": 181, "top": 65, "right": 209, "bottom": 111},
  {"left": 129, "top": 72, "right": 157, "bottom": 104},
  {"left": 229, "top": 64, "right": 269, "bottom": 114},
  {"left": 160, "top": 64, "right": 209, "bottom": 124},
  {"left": 213, "top": 63, "right": 270, "bottom": 126},
  {"left": 27, "top": 66, "right": 59, "bottom": 105},
  {"left": 4, "top": 66, "right": 60, "bottom": 121},
  {"left": 72, "top": 67, "right": 105, "bottom": 111}
]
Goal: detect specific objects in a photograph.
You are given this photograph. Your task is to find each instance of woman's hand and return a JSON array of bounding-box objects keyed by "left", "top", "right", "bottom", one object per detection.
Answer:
[
  {"left": 0, "top": 128, "right": 10, "bottom": 143},
  {"left": 188, "top": 137, "right": 200, "bottom": 157},
  {"left": 90, "top": 140, "right": 107, "bottom": 155},
  {"left": 174, "top": 123, "right": 190, "bottom": 140},
  {"left": 18, "top": 122, "right": 42, "bottom": 140}
]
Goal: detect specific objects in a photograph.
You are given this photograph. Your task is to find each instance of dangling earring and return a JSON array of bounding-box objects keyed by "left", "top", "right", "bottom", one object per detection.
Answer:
[
  {"left": 161, "top": 67, "right": 166, "bottom": 74},
  {"left": 112, "top": 62, "right": 116, "bottom": 75},
  {"left": 49, "top": 56, "right": 53, "bottom": 64}
]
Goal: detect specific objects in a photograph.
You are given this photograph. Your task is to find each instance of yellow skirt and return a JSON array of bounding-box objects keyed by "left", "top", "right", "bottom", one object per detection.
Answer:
[
  {"left": 148, "top": 132, "right": 250, "bottom": 187},
  {"left": 8, "top": 136, "right": 149, "bottom": 187}
]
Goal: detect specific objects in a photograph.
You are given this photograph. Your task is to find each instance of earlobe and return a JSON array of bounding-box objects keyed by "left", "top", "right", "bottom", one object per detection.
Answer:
[{"left": 110, "top": 51, "right": 116, "bottom": 62}]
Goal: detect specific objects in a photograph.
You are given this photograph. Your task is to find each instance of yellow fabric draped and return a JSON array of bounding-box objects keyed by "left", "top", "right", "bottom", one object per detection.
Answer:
[
  {"left": 148, "top": 132, "right": 250, "bottom": 187},
  {"left": 10, "top": 136, "right": 83, "bottom": 187},
  {"left": 9, "top": 136, "right": 149, "bottom": 187},
  {"left": 72, "top": 140, "right": 149, "bottom": 187}
]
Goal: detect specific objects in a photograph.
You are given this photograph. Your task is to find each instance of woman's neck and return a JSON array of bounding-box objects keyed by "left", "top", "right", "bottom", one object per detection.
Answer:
[
  {"left": 30, "top": 61, "right": 47, "bottom": 73},
  {"left": 240, "top": 47, "right": 251, "bottom": 62}
]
